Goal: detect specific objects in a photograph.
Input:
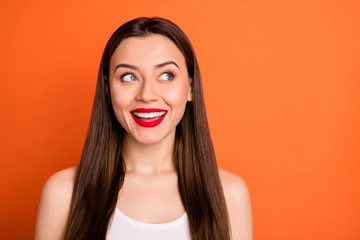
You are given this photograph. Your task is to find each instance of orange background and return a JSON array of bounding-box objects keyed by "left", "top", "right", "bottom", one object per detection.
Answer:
[{"left": 0, "top": 0, "right": 359, "bottom": 239}]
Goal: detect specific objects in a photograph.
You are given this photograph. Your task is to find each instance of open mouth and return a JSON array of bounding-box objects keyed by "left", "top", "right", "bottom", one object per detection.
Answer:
[
  {"left": 131, "top": 108, "right": 167, "bottom": 127},
  {"left": 132, "top": 111, "right": 167, "bottom": 120}
]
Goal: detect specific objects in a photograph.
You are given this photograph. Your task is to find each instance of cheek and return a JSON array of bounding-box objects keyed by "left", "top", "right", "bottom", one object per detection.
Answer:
[
  {"left": 112, "top": 94, "right": 127, "bottom": 108},
  {"left": 110, "top": 86, "right": 132, "bottom": 108},
  {"left": 110, "top": 88, "right": 133, "bottom": 122},
  {"left": 164, "top": 83, "right": 190, "bottom": 109}
]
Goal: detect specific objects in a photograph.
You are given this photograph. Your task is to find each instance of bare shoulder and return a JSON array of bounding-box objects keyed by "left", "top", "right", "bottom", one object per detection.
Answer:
[
  {"left": 42, "top": 167, "right": 77, "bottom": 195},
  {"left": 219, "top": 169, "right": 249, "bottom": 197},
  {"left": 219, "top": 169, "right": 253, "bottom": 240},
  {"left": 35, "top": 166, "right": 77, "bottom": 240}
]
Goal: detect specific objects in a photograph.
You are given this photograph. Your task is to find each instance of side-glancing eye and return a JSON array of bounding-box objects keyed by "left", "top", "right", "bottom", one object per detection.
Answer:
[
  {"left": 159, "top": 72, "right": 174, "bottom": 81},
  {"left": 121, "top": 73, "right": 137, "bottom": 82}
]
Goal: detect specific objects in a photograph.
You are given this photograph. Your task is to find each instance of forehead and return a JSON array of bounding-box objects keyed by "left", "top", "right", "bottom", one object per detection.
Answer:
[{"left": 110, "top": 34, "right": 186, "bottom": 69}]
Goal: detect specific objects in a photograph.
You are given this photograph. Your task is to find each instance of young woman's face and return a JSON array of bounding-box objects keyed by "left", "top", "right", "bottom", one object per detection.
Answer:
[{"left": 109, "top": 34, "right": 192, "bottom": 145}]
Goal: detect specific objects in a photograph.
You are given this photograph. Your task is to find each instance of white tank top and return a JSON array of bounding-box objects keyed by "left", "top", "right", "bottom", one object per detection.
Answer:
[{"left": 106, "top": 208, "right": 191, "bottom": 240}]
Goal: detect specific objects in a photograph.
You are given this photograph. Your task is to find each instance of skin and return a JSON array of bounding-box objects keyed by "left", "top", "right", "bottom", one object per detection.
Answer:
[
  {"left": 110, "top": 34, "right": 191, "bottom": 223},
  {"left": 35, "top": 34, "right": 253, "bottom": 240}
]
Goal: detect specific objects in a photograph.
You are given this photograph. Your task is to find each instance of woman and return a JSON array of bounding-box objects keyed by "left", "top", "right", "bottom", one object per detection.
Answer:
[{"left": 35, "top": 17, "right": 253, "bottom": 240}]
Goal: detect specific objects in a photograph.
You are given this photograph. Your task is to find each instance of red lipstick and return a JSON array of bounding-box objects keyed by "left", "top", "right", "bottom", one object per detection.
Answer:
[{"left": 131, "top": 108, "right": 167, "bottom": 128}]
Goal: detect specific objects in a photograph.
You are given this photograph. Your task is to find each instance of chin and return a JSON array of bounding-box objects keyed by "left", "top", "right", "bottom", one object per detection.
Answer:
[
  {"left": 130, "top": 127, "right": 175, "bottom": 145},
  {"left": 133, "top": 136, "right": 167, "bottom": 145}
]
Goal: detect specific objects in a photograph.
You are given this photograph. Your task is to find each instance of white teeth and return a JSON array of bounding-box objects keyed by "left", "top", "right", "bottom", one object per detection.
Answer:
[{"left": 133, "top": 111, "right": 166, "bottom": 118}]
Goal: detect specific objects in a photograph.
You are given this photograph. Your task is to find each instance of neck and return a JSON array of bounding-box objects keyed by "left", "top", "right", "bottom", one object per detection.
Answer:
[{"left": 122, "top": 130, "right": 176, "bottom": 175}]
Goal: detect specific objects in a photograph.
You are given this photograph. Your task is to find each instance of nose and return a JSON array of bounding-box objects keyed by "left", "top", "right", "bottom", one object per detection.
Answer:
[{"left": 136, "top": 79, "right": 159, "bottom": 103}]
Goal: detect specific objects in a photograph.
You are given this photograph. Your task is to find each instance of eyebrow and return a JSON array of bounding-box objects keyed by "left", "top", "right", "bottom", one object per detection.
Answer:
[
  {"left": 114, "top": 63, "right": 138, "bottom": 72},
  {"left": 114, "top": 61, "right": 180, "bottom": 72},
  {"left": 155, "top": 61, "right": 180, "bottom": 70}
]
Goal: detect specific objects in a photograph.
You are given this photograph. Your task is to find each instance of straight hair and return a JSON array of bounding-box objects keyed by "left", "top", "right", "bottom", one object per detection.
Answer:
[{"left": 64, "top": 17, "right": 230, "bottom": 240}]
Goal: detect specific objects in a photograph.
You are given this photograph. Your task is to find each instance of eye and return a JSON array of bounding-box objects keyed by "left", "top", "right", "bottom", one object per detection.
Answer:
[
  {"left": 159, "top": 72, "right": 174, "bottom": 81},
  {"left": 121, "top": 73, "right": 137, "bottom": 82}
]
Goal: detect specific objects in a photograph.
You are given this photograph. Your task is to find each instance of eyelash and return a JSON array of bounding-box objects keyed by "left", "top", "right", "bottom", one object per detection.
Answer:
[
  {"left": 159, "top": 72, "right": 175, "bottom": 81},
  {"left": 119, "top": 72, "right": 175, "bottom": 82},
  {"left": 120, "top": 72, "right": 137, "bottom": 82}
]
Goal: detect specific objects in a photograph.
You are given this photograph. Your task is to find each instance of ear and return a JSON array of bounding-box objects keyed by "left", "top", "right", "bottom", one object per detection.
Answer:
[
  {"left": 187, "top": 78, "right": 193, "bottom": 102},
  {"left": 104, "top": 76, "right": 112, "bottom": 103}
]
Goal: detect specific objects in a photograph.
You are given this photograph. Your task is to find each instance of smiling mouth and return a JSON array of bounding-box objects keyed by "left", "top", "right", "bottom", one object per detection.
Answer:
[
  {"left": 131, "top": 108, "right": 167, "bottom": 127},
  {"left": 132, "top": 111, "right": 167, "bottom": 120}
]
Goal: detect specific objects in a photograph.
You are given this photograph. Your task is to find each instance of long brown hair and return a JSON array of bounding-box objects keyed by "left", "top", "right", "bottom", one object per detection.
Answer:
[{"left": 64, "top": 17, "right": 230, "bottom": 240}]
